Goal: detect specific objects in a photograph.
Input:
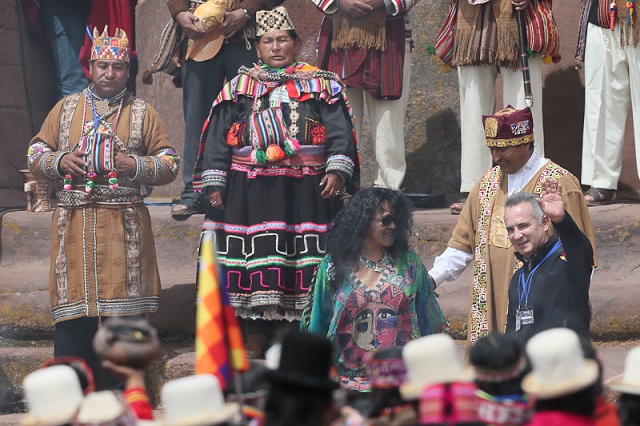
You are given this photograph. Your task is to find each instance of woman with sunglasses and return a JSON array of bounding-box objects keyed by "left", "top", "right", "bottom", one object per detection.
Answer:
[{"left": 301, "top": 187, "right": 448, "bottom": 398}]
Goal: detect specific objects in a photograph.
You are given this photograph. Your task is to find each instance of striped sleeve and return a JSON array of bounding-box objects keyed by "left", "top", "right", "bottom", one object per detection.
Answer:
[
  {"left": 310, "top": 0, "right": 338, "bottom": 13},
  {"left": 384, "top": 0, "right": 420, "bottom": 15}
]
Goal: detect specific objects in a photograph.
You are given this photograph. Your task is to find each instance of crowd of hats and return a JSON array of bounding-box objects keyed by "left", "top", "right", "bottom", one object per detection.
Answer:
[{"left": 20, "top": 327, "right": 640, "bottom": 425}]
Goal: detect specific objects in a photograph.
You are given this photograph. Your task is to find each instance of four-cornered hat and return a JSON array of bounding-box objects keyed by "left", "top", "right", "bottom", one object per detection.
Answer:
[
  {"left": 161, "top": 374, "right": 239, "bottom": 426},
  {"left": 400, "top": 334, "right": 474, "bottom": 400},
  {"left": 22, "top": 365, "right": 84, "bottom": 426},
  {"left": 91, "top": 26, "right": 130, "bottom": 63},
  {"left": 483, "top": 105, "right": 534, "bottom": 148},
  {"left": 609, "top": 346, "right": 640, "bottom": 395},
  {"left": 522, "top": 328, "right": 599, "bottom": 399},
  {"left": 72, "top": 391, "right": 137, "bottom": 426},
  {"left": 267, "top": 331, "right": 339, "bottom": 392},
  {"left": 255, "top": 6, "right": 295, "bottom": 37}
]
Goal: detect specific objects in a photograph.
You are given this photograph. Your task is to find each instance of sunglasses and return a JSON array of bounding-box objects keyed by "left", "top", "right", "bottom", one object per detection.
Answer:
[{"left": 374, "top": 215, "right": 396, "bottom": 227}]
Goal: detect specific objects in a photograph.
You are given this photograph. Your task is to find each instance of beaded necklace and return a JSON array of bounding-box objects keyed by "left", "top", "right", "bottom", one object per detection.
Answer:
[{"left": 358, "top": 253, "right": 392, "bottom": 273}]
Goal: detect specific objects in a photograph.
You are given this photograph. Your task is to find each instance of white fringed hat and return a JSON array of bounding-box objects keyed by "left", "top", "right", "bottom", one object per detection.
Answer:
[
  {"left": 161, "top": 374, "right": 239, "bottom": 425},
  {"left": 609, "top": 347, "right": 640, "bottom": 395},
  {"left": 73, "top": 391, "right": 137, "bottom": 425},
  {"left": 522, "top": 328, "right": 599, "bottom": 399},
  {"left": 400, "top": 334, "right": 474, "bottom": 400},
  {"left": 22, "top": 365, "right": 84, "bottom": 426}
]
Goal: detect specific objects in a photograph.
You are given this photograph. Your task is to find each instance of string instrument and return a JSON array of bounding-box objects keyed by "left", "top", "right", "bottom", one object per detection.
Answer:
[{"left": 187, "top": 0, "right": 227, "bottom": 62}]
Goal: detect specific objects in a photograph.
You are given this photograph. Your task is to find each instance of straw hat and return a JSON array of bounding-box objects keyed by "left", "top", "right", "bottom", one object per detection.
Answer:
[
  {"left": 22, "top": 365, "right": 84, "bottom": 426},
  {"left": 521, "top": 328, "right": 599, "bottom": 399},
  {"left": 72, "top": 391, "right": 137, "bottom": 426},
  {"left": 161, "top": 374, "right": 239, "bottom": 426},
  {"left": 609, "top": 347, "right": 640, "bottom": 395},
  {"left": 400, "top": 334, "right": 474, "bottom": 400}
]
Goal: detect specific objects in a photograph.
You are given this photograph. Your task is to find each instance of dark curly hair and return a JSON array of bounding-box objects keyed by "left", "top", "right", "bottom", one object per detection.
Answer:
[{"left": 327, "top": 187, "right": 414, "bottom": 285}]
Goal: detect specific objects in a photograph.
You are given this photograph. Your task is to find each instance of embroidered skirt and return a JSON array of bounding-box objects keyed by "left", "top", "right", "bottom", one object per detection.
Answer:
[{"left": 201, "top": 163, "right": 342, "bottom": 321}]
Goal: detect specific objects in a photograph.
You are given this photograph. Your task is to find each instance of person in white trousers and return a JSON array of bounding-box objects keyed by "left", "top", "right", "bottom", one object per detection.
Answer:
[{"left": 581, "top": 21, "right": 640, "bottom": 204}]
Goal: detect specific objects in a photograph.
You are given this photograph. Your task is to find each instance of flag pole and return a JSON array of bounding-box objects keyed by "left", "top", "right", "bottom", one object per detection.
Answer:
[
  {"left": 231, "top": 367, "right": 247, "bottom": 423},
  {"left": 516, "top": 9, "right": 533, "bottom": 107}
]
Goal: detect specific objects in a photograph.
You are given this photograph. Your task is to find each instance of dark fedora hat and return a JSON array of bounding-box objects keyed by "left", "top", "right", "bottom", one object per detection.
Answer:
[{"left": 267, "top": 331, "right": 339, "bottom": 392}]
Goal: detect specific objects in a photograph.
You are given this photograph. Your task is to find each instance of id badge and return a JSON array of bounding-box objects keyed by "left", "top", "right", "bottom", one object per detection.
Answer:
[{"left": 516, "top": 307, "right": 534, "bottom": 331}]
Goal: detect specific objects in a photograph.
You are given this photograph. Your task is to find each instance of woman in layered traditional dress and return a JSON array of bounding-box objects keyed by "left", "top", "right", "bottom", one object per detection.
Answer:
[{"left": 193, "top": 6, "right": 358, "bottom": 357}]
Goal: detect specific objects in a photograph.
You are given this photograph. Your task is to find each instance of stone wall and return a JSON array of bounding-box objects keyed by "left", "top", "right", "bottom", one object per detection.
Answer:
[
  {"left": 1, "top": 0, "right": 57, "bottom": 206},
  {"left": 3, "top": 0, "right": 639, "bottom": 204}
]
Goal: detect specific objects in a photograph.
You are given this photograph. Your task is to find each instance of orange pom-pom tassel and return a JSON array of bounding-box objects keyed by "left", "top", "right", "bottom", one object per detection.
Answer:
[{"left": 265, "top": 144, "right": 286, "bottom": 162}]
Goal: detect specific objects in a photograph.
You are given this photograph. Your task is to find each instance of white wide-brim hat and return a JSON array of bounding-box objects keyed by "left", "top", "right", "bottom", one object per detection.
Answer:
[
  {"left": 400, "top": 334, "right": 474, "bottom": 400},
  {"left": 22, "top": 365, "right": 84, "bottom": 426},
  {"left": 522, "top": 328, "right": 599, "bottom": 399},
  {"left": 609, "top": 347, "right": 640, "bottom": 395},
  {"left": 161, "top": 374, "right": 239, "bottom": 426},
  {"left": 73, "top": 391, "right": 137, "bottom": 425}
]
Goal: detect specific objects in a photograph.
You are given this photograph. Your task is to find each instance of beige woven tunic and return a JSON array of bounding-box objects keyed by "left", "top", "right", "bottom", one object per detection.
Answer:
[
  {"left": 449, "top": 161, "right": 596, "bottom": 344},
  {"left": 27, "top": 89, "right": 179, "bottom": 323}
]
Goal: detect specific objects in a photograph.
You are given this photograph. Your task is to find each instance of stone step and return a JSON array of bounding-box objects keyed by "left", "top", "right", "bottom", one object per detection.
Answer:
[{"left": 2, "top": 201, "right": 640, "bottom": 340}]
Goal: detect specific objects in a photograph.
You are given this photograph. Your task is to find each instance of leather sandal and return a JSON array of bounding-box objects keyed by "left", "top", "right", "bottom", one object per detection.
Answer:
[
  {"left": 170, "top": 199, "right": 207, "bottom": 220},
  {"left": 449, "top": 196, "right": 468, "bottom": 215},
  {"left": 584, "top": 187, "right": 615, "bottom": 206}
]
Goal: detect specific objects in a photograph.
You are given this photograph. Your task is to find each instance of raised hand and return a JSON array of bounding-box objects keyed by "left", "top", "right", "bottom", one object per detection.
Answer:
[{"left": 537, "top": 178, "right": 566, "bottom": 223}]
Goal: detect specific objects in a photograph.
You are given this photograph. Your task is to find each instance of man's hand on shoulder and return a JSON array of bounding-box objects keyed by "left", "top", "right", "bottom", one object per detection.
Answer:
[{"left": 175, "top": 10, "right": 206, "bottom": 40}]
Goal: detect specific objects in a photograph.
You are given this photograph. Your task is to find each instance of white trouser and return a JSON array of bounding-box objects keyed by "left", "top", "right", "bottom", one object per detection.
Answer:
[
  {"left": 346, "top": 42, "right": 411, "bottom": 190},
  {"left": 581, "top": 23, "right": 640, "bottom": 190},
  {"left": 457, "top": 58, "right": 545, "bottom": 192}
]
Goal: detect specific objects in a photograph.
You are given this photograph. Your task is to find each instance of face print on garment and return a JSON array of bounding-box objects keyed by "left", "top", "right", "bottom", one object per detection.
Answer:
[{"left": 336, "top": 279, "right": 412, "bottom": 371}]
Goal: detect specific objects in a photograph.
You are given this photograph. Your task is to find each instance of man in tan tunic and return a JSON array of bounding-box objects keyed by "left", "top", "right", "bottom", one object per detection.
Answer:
[
  {"left": 26, "top": 27, "right": 179, "bottom": 388},
  {"left": 429, "top": 106, "right": 595, "bottom": 346}
]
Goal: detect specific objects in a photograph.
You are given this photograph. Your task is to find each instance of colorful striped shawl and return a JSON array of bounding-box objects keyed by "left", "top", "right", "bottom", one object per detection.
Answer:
[
  {"left": 193, "top": 62, "right": 356, "bottom": 191},
  {"left": 211, "top": 62, "right": 350, "bottom": 108}
]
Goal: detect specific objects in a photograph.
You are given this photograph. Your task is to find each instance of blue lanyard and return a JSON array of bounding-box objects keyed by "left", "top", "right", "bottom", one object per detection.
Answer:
[{"left": 518, "top": 240, "right": 562, "bottom": 308}]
